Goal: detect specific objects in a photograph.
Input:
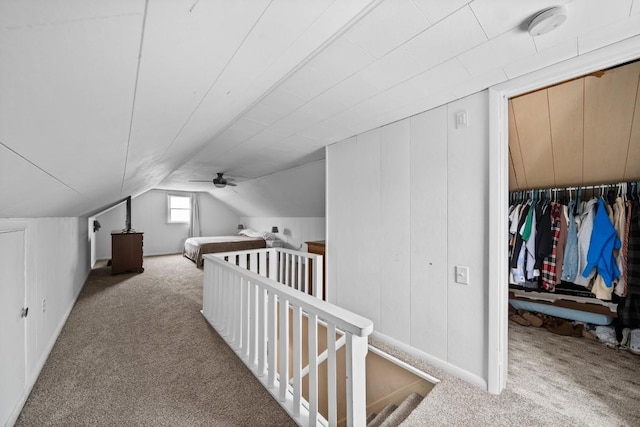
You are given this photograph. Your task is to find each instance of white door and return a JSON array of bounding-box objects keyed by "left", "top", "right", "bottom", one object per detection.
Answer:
[{"left": 0, "top": 230, "right": 26, "bottom": 425}]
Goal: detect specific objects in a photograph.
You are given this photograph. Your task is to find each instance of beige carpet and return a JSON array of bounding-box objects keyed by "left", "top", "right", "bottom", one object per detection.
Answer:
[
  {"left": 16, "top": 255, "right": 295, "bottom": 427},
  {"left": 376, "top": 321, "right": 640, "bottom": 426},
  {"left": 17, "top": 253, "right": 640, "bottom": 426}
]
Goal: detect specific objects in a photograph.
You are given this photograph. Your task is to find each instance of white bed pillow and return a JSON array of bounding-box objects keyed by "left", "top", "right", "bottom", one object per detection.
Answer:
[{"left": 238, "top": 228, "right": 275, "bottom": 240}]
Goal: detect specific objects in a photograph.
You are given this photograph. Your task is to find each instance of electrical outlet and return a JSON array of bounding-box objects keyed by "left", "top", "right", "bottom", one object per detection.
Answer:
[
  {"left": 42, "top": 298, "right": 46, "bottom": 313},
  {"left": 455, "top": 266, "right": 469, "bottom": 285}
]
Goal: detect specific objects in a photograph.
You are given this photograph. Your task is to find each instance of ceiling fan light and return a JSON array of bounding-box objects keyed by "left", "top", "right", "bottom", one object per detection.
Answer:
[
  {"left": 213, "top": 182, "right": 225, "bottom": 188},
  {"left": 528, "top": 6, "right": 567, "bottom": 37}
]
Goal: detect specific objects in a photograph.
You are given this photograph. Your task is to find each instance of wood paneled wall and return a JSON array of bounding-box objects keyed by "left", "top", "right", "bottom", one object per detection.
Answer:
[{"left": 509, "top": 60, "right": 640, "bottom": 191}]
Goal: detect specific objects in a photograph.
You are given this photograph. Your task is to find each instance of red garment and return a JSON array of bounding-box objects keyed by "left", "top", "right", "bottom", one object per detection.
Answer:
[{"left": 541, "top": 202, "right": 561, "bottom": 291}]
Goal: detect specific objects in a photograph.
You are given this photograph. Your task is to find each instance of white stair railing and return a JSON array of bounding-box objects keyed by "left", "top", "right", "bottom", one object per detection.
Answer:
[
  {"left": 202, "top": 251, "right": 373, "bottom": 427},
  {"left": 214, "top": 248, "right": 324, "bottom": 300}
]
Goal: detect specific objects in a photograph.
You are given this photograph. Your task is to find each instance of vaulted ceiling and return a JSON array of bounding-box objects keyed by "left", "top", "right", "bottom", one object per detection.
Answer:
[{"left": 2, "top": 0, "right": 640, "bottom": 217}]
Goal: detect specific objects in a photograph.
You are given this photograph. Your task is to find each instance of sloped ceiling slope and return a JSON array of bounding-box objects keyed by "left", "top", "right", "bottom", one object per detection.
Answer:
[
  {"left": 509, "top": 59, "right": 640, "bottom": 190},
  {"left": 1, "top": 0, "right": 640, "bottom": 217}
]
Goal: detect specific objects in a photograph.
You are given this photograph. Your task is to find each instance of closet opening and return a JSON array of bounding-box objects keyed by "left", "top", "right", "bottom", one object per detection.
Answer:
[{"left": 494, "top": 58, "right": 640, "bottom": 424}]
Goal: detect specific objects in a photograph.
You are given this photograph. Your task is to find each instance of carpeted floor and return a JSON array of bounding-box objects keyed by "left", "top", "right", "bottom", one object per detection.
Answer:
[
  {"left": 385, "top": 320, "right": 640, "bottom": 426},
  {"left": 17, "top": 254, "right": 640, "bottom": 426},
  {"left": 16, "top": 255, "right": 295, "bottom": 427}
]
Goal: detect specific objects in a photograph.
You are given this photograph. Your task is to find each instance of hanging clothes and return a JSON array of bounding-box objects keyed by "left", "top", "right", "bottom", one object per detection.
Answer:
[
  {"left": 617, "top": 200, "right": 640, "bottom": 328},
  {"left": 574, "top": 198, "right": 598, "bottom": 288},
  {"left": 582, "top": 198, "right": 621, "bottom": 287},
  {"left": 541, "top": 202, "right": 562, "bottom": 291},
  {"left": 561, "top": 199, "right": 579, "bottom": 282}
]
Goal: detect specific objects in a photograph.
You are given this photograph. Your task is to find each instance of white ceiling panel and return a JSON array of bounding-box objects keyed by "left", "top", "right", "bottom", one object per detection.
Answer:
[
  {"left": 411, "top": 0, "right": 471, "bottom": 24},
  {"left": 347, "top": 59, "right": 470, "bottom": 122},
  {"left": 0, "top": 15, "right": 142, "bottom": 195},
  {"left": 402, "top": 6, "right": 487, "bottom": 72},
  {"left": 533, "top": 0, "right": 633, "bottom": 52},
  {"left": 345, "top": 0, "right": 430, "bottom": 58},
  {"left": 217, "top": 118, "right": 267, "bottom": 145},
  {"left": 156, "top": 1, "right": 373, "bottom": 180},
  {"left": 252, "top": 88, "right": 308, "bottom": 123},
  {"left": 458, "top": 27, "right": 537, "bottom": 77},
  {"left": 0, "top": 0, "right": 144, "bottom": 29},
  {"left": 123, "top": 0, "right": 271, "bottom": 185},
  {"left": 503, "top": 38, "right": 577, "bottom": 79},
  {"left": 358, "top": 47, "right": 427, "bottom": 91},
  {"left": 578, "top": 13, "right": 640, "bottom": 54},
  {"left": 0, "top": 145, "right": 86, "bottom": 217},
  {"left": 470, "top": 0, "right": 571, "bottom": 39},
  {"left": 4, "top": 0, "right": 640, "bottom": 218},
  {"left": 278, "top": 36, "right": 374, "bottom": 100},
  {"left": 319, "top": 75, "right": 386, "bottom": 112}
]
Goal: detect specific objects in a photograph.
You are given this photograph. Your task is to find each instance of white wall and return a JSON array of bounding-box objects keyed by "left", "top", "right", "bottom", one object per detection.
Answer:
[
  {"left": 95, "top": 190, "right": 240, "bottom": 259},
  {"left": 209, "top": 160, "right": 326, "bottom": 218},
  {"left": 239, "top": 217, "right": 325, "bottom": 250},
  {"left": 0, "top": 217, "right": 91, "bottom": 425},
  {"left": 327, "top": 90, "right": 489, "bottom": 388}
]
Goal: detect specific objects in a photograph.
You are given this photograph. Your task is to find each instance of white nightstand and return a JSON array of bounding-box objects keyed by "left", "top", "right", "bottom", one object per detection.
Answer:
[{"left": 267, "top": 240, "right": 283, "bottom": 248}]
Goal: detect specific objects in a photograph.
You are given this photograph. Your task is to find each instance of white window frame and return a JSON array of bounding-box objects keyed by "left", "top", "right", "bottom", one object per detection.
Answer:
[{"left": 167, "top": 194, "right": 191, "bottom": 224}]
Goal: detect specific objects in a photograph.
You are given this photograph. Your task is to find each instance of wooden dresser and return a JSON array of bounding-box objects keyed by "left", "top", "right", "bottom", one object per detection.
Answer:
[
  {"left": 111, "top": 231, "right": 144, "bottom": 274},
  {"left": 305, "top": 240, "right": 325, "bottom": 301}
]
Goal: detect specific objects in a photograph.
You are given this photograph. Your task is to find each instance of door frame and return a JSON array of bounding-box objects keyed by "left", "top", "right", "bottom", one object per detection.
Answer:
[
  {"left": 487, "top": 37, "right": 640, "bottom": 394},
  {"left": 0, "top": 222, "right": 29, "bottom": 425}
]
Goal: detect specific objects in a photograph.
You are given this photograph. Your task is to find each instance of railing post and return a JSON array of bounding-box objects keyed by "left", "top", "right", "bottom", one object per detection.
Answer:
[
  {"left": 345, "top": 333, "right": 368, "bottom": 427},
  {"left": 292, "top": 305, "right": 302, "bottom": 417},
  {"left": 267, "top": 292, "right": 277, "bottom": 388},
  {"left": 327, "top": 323, "right": 337, "bottom": 427},
  {"left": 268, "top": 249, "right": 278, "bottom": 281},
  {"left": 278, "top": 299, "right": 289, "bottom": 402},
  {"left": 257, "top": 287, "right": 267, "bottom": 376},
  {"left": 315, "top": 255, "right": 323, "bottom": 300},
  {"left": 307, "top": 313, "right": 319, "bottom": 426}
]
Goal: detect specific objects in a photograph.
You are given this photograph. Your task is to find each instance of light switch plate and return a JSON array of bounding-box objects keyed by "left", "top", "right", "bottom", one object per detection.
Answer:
[{"left": 455, "top": 266, "right": 469, "bottom": 285}]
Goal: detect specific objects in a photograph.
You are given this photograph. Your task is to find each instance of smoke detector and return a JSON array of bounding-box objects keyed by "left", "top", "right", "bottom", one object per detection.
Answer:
[{"left": 528, "top": 6, "right": 568, "bottom": 37}]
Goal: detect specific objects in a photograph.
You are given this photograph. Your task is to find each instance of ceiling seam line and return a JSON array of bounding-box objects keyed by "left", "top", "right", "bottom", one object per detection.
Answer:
[
  {"left": 468, "top": 5, "right": 489, "bottom": 40},
  {"left": 155, "top": 0, "right": 276, "bottom": 165},
  {"left": 166, "top": 0, "right": 385, "bottom": 169},
  {"left": 1, "top": 12, "right": 144, "bottom": 32},
  {"left": 120, "top": 0, "right": 150, "bottom": 193},
  {"left": 0, "top": 141, "right": 82, "bottom": 195}
]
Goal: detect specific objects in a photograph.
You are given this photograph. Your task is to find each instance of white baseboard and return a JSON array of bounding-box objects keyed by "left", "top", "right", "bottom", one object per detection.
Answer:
[
  {"left": 6, "top": 268, "right": 90, "bottom": 427},
  {"left": 371, "top": 331, "right": 488, "bottom": 391}
]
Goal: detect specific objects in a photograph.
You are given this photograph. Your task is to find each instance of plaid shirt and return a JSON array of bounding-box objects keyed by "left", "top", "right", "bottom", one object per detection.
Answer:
[{"left": 541, "top": 202, "right": 562, "bottom": 291}]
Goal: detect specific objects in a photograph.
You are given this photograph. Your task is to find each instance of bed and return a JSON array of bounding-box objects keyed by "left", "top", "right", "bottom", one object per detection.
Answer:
[{"left": 183, "top": 230, "right": 271, "bottom": 267}]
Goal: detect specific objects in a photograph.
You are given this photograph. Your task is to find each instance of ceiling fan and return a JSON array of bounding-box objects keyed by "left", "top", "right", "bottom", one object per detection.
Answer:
[{"left": 189, "top": 172, "right": 237, "bottom": 188}]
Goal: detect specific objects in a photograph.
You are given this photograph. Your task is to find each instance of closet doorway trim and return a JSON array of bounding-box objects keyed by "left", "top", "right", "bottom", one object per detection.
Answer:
[{"left": 487, "top": 36, "right": 640, "bottom": 395}]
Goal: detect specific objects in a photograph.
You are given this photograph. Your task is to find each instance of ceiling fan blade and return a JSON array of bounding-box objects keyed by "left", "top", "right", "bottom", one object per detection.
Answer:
[
  {"left": 189, "top": 180, "right": 213, "bottom": 182},
  {"left": 226, "top": 182, "right": 237, "bottom": 186}
]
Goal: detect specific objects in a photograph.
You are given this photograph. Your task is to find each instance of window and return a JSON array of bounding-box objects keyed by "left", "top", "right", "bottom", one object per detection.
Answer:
[{"left": 167, "top": 195, "right": 190, "bottom": 223}]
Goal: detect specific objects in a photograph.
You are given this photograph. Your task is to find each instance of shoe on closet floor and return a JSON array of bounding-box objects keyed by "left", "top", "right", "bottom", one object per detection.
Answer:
[
  {"left": 510, "top": 314, "right": 531, "bottom": 326},
  {"left": 545, "top": 318, "right": 575, "bottom": 336},
  {"left": 519, "top": 311, "right": 543, "bottom": 327},
  {"left": 619, "top": 328, "right": 631, "bottom": 350}
]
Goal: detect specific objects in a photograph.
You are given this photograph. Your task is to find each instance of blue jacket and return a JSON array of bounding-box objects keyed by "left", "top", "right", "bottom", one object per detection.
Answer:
[{"left": 582, "top": 199, "right": 621, "bottom": 287}]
